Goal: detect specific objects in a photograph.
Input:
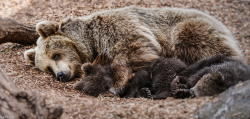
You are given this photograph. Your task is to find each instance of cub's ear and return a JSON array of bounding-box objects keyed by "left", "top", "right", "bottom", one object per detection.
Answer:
[
  {"left": 36, "top": 21, "right": 59, "bottom": 38},
  {"left": 24, "top": 48, "right": 36, "bottom": 65},
  {"left": 81, "top": 63, "right": 96, "bottom": 76}
]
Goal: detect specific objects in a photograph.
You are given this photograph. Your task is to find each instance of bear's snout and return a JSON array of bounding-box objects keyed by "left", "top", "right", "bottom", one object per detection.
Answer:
[{"left": 56, "top": 71, "right": 71, "bottom": 82}]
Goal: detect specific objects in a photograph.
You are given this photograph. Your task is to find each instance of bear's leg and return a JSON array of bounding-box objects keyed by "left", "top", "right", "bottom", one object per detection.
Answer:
[
  {"left": 111, "top": 37, "right": 160, "bottom": 95},
  {"left": 172, "top": 67, "right": 211, "bottom": 89},
  {"left": 172, "top": 18, "right": 242, "bottom": 65},
  {"left": 110, "top": 60, "right": 133, "bottom": 95},
  {"left": 119, "top": 70, "right": 151, "bottom": 98},
  {"left": 179, "top": 54, "right": 231, "bottom": 77},
  {"left": 152, "top": 90, "right": 172, "bottom": 99}
]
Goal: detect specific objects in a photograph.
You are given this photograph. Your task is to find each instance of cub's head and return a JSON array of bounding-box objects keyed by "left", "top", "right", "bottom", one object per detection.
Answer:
[
  {"left": 74, "top": 51, "right": 114, "bottom": 96},
  {"left": 151, "top": 58, "right": 187, "bottom": 78},
  {"left": 74, "top": 63, "right": 115, "bottom": 96},
  {"left": 24, "top": 20, "right": 90, "bottom": 82}
]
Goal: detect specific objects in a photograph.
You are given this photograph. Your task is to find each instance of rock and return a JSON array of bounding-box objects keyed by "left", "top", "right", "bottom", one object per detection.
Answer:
[
  {"left": 197, "top": 80, "right": 250, "bottom": 119},
  {"left": 0, "top": 71, "right": 63, "bottom": 119}
]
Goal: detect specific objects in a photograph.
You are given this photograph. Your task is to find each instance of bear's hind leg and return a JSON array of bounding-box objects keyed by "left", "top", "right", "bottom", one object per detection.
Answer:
[{"left": 172, "top": 18, "right": 241, "bottom": 64}]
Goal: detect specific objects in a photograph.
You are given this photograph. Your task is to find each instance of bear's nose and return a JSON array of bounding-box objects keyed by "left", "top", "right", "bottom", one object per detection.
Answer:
[{"left": 56, "top": 72, "right": 70, "bottom": 82}]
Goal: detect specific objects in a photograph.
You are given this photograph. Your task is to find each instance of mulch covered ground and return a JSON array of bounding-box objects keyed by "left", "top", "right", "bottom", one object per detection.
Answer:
[{"left": 0, "top": 0, "right": 249, "bottom": 118}]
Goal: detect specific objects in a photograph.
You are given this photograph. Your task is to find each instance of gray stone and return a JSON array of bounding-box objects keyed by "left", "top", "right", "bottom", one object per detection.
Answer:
[{"left": 197, "top": 80, "right": 250, "bottom": 119}]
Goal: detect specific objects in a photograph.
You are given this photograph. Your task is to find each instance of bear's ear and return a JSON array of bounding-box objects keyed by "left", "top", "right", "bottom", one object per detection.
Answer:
[
  {"left": 36, "top": 21, "right": 59, "bottom": 38},
  {"left": 81, "top": 63, "right": 96, "bottom": 76},
  {"left": 24, "top": 48, "right": 36, "bottom": 65}
]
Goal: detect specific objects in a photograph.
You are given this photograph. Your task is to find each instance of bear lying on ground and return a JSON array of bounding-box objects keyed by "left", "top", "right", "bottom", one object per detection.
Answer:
[
  {"left": 24, "top": 6, "right": 244, "bottom": 95},
  {"left": 75, "top": 54, "right": 250, "bottom": 99}
]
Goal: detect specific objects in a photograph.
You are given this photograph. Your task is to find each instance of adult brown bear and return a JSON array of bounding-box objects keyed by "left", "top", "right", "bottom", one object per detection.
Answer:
[{"left": 24, "top": 6, "right": 244, "bottom": 94}]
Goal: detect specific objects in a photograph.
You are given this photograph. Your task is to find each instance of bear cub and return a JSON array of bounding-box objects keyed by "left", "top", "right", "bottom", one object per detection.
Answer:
[
  {"left": 172, "top": 54, "right": 250, "bottom": 98},
  {"left": 74, "top": 55, "right": 187, "bottom": 99},
  {"left": 74, "top": 63, "right": 115, "bottom": 97},
  {"left": 116, "top": 57, "right": 187, "bottom": 99},
  {"left": 74, "top": 53, "right": 250, "bottom": 99}
]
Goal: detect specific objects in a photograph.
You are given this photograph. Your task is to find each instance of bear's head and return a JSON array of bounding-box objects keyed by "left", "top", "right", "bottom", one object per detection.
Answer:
[{"left": 24, "top": 20, "right": 91, "bottom": 82}]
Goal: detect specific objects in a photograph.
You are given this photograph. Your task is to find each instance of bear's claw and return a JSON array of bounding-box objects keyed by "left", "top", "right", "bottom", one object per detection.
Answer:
[{"left": 140, "top": 88, "right": 153, "bottom": 99}]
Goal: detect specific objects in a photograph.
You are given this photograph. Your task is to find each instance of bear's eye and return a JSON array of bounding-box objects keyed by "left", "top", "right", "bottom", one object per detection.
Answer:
[
  {"left": 52, "top": 53, "right": 61, "bottom": 61},
  {"left": 46, "top": 66, "right": 53, "bottom": 73}
]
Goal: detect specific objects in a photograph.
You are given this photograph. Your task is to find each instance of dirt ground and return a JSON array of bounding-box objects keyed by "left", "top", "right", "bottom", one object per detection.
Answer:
[{"left": 0, "top": 0, "right": 249, "bottom": 119}]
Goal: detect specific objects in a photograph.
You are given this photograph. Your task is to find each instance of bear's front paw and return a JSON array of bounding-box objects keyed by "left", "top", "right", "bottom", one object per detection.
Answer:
[
  {"left": 172, "top": 89, "right": 192, "bottom": 99},
  {"left": 138, "top": 88, "right": 153, "bottom": 99},
  {"left": 171, "top": 76, "right": 189, "bottom": 91}
]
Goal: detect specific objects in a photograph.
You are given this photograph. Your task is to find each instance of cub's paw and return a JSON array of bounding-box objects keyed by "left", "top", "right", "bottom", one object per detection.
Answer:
[
  {"left": 24, "top": 48, "right": 36, "bottom": 65},
  {"left": 139, "top": 88, "right": 153, "bottom": 99},
  {"left": 172, "top": 89, "right": 192, "bottom": 99},
  {"left": 171, "top": 76, "right": 189, "bottom": 91}
]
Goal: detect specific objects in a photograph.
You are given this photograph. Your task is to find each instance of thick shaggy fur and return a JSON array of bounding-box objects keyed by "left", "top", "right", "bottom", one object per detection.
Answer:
[
  {"left": 172, "top": 55, "right": 250, "bottom": 97},
  {"left": 24, "top": 6, "right": 244, "bottom": 94}
]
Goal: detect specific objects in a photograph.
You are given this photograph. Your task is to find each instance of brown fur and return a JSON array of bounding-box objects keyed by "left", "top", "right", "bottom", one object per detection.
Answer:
[
  {"left": 24, "top": 6, "right": 244, "bottom": 92},
  {"left": 74, "top": 63, "right": 115, "bottom": 96},
  {"left": 75, "top": 57, "right": 187, "bottom": 98},
  {"left": 75, "top": 54, "right": 250, "bottom": 99},
  {"left": 171, "top": 55, "right": 250, "bottom": 97},
  {"left": 73, "top": 52, "right": 115, "bottom": 96}
]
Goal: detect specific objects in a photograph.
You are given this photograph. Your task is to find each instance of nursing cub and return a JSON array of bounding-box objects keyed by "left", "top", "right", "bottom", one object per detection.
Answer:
[
  {"left": 74, "top": 54, "right": 250, "bottom": 99},
  {"left": 74, "top": 56, "right": 187, "bottom": 98}
]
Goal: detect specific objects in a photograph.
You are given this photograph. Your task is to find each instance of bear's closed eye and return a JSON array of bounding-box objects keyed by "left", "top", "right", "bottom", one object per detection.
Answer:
[{"left": 52, "top": 53, "right": 61, "bottom": 61}]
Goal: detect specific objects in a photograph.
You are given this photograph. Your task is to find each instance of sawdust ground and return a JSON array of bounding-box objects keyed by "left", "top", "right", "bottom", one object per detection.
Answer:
[{"left": 0, "top": 0, "right": 249, "bottom": 119}]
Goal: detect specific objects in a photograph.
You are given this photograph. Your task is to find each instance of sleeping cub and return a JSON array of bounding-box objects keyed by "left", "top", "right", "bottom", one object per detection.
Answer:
[
  {"left": 74, "top": 56, "right": 187, "bottom": 99},
  {"left": 74, "top": 54, "right": 250, "bottom": 99},
  {"left": 172, "top": 54, "right": 250, "bottom": 97}
]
